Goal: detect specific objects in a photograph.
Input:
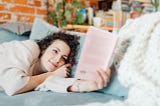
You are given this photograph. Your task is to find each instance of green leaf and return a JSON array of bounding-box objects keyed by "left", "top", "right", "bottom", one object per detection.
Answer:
[
  {"left": 60, "top": 19, "right": 68, "bottom": 27},
  {"left": 56, "top": 2, "right": 63, "bottom": 10},
  {"left": 64, "top": 11, "right": 71, "bottom": 16}
]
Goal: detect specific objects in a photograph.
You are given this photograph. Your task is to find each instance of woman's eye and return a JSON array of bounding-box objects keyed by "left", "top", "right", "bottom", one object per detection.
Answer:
[
  {"left": 52, "top": 49, "right": 58, "bottom": 54},
  {"left": 62, "top": 57, "right": 67, "bottom": 62}
]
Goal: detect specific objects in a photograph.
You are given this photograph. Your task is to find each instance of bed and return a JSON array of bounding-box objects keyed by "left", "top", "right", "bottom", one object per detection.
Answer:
[{"left": 0, "top": 18, "right": 128, "bottom": 106}]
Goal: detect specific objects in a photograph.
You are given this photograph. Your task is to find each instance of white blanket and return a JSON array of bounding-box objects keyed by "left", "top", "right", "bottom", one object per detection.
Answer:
[{"left": 83, "top": 12, "right": 160, "bottom": 106}]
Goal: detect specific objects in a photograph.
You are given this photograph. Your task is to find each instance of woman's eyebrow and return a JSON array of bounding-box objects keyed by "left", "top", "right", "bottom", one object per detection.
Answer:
[{"left": 54, "top": 47, "right": 60, "bottom": 52}]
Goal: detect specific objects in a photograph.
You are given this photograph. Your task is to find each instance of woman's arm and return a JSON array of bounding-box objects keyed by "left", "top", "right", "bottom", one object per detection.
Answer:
[
  {"left": 15, "top": 68, "right": 111, "bottom": 94},
  {"left": 15, "top": 64, "right": 71, "bottom": 95},
  {"left": 68, "top": 68, "right": 111, "bottom": 92},
  {"left": 14, "top": 72, "right": 52, "bottom": 95}
]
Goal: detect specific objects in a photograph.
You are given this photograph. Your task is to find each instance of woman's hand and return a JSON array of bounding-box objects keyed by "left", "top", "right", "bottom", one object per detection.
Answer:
[
  {"left": 95, "top": 68, "right": 111, "bottom": 89},
  {"left": 52, "top": 64, "right": 71, "bottom": 78},
  {"left": 69, "top": 68, "right": 111, "bottom": 92}
]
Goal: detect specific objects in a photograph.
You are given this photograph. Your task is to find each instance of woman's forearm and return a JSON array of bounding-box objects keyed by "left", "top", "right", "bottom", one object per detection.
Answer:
[{"left": 14, "top": 72, "right": 52, "bottom": 95}]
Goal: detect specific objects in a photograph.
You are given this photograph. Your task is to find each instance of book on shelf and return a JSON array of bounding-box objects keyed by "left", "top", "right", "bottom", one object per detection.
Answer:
[
  {"left": 100, "top": 10, "right": 131, "bottom": 31},
  {"left": 75, "top": 26, "right": 118, "bottom": 81}
]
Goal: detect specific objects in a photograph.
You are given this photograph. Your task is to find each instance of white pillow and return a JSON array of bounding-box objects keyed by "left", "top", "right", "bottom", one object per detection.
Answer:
[{"left": 29, "top": 18, "right": 60, "bottom": 40}]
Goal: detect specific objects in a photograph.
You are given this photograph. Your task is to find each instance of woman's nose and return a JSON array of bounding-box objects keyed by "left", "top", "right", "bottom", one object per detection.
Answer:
[{"left": 54, "top": 55, "right": 61, "bottom": 63}]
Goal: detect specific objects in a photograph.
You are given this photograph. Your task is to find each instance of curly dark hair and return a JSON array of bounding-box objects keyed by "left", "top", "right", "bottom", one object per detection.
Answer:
[{"left": 36, "top": 31, "right": 80, "bottom": 67}]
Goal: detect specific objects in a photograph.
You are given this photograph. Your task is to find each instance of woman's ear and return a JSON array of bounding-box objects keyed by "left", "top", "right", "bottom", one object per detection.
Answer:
[
  {"left": 41, "top": 50, "right": 45, "bottom": 54},
  {"left": 39, "top": 50, "right": 46, "bottom": 58}
]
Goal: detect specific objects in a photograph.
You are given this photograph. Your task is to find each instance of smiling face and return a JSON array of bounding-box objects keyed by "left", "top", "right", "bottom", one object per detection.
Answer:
[{"left": 40, "top": 40, "right": 71, "bottom": 72}]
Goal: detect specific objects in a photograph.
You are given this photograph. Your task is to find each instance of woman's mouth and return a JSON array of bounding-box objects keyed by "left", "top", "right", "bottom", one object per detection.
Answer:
[{"left": 48, "top": 60, "right": 57, "bottom": 68}]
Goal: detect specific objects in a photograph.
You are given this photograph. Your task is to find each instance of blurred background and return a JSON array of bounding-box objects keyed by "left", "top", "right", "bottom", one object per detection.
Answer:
[{"left": 0, "top": 0, "right": 159, "bottom": 32}]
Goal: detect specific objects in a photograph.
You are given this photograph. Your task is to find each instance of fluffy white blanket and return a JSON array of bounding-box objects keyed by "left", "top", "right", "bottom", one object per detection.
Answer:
[{"left": 83, "top": 12, "right": 160, "bottom": 106}]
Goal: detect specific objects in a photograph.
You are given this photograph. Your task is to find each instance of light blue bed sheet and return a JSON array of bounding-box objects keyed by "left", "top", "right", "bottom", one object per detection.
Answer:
[{"left": 0, "top": 91, "right": 124, "bottom": 106}]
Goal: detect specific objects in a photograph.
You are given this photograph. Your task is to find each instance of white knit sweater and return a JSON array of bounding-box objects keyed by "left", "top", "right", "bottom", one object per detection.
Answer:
[{"left": 84, "top": 12, "right": 160, "bottom": 106}]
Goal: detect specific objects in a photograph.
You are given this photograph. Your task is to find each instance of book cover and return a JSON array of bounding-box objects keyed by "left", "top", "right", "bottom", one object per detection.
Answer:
[{"left": 75, "top": 26, "right": 118, "bottom": 81}]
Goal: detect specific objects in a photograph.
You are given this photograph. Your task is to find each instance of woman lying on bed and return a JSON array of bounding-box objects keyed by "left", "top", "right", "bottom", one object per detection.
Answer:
[{"left": 0, "top": 31, "right": 111, "bottom": 96}]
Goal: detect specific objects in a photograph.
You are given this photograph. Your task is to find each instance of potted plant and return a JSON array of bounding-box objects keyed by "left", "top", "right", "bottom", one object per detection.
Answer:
[
  {"left": 48, "top": 0, "right": 84, "bottom": 27},
  {"left": 151, "top": 0, "right": 159, "bottom": 11}
]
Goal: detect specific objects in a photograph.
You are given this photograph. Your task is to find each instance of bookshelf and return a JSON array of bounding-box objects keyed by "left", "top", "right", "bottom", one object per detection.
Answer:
[
  {"left": 100, "top": 11, "right": 115, "bottom": 31},
  {"left": 99, "top": 10, "right": 130, "bottom": 31},
  {"left": 62, "top": 0, "right": 155, "bottom": 32}
]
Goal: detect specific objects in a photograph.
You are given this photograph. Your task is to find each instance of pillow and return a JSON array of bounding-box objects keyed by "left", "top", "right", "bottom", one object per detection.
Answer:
[
  {"left": 29, "top": 18, "right": 60, "bottom": 40},
  {"left": 30, "top": 18, "right": 128, "bottom": 98},
  {"left": 0, "top": 22, "right": 31, "bottom": 35},
  {"left": 0, "top": 29, "right": 29, "bottom": 44}
]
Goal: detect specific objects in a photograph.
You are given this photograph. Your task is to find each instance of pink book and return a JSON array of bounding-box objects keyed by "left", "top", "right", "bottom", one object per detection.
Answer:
[{"left": 75, "top": 26, "right": 118, "bottom": 81}]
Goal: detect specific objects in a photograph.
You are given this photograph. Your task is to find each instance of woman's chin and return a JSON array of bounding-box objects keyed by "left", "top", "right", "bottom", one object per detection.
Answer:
[
  {"left": 42, "top": 61, "right": 58, "bottom": 72},
  {"left": 45, "top": 65, "right": 56, "bottom": 72}
]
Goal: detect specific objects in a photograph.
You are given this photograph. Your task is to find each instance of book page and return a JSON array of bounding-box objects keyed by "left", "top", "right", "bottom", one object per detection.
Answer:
[{"left": 75, "top": 26, "right": 118, "bottom": 80}]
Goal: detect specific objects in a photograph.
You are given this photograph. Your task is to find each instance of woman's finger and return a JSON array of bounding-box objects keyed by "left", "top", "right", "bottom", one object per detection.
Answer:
[
  {"left": 66, "top": 71, "right": 70, "bottom": 77},
  {"left": 97, "top": 68, "right": 108, "bottom": 87},
  {"left": 64, "top": 63, "right": 71, "bottom": 68},
  {"left": 95, "top": 70, "right": 104, "bottom": 89},
  {"left": 106, "top": 68, "right": 111, "bottom": 79},
  {"left": 66, "top": 68, "right": 71, "bottom": 73}
]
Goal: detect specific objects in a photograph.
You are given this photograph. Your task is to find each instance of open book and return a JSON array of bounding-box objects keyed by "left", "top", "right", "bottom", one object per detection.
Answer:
[{"left": 75, "top": 26, "right": 118, "bottom": 80}]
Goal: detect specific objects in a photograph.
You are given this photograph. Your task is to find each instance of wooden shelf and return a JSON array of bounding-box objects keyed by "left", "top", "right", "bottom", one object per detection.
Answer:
[
  {"left": 62, "top": 24, "right": 113, "bottom": 32},
  {"left": 62, "top": 24, "right": 90, "bottom": 30},
  {"left": 132, "top": 0, "right": 150, "bottom": 3},
  {"left": 61, "top": 24, "right": 90, "bottom": 32},
  {"left": 100, "top": 26, "right": 113, "bottom": 31}
]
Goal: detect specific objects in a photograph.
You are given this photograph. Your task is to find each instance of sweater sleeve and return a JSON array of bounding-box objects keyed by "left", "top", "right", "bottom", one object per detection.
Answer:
[
  {"left": 0, "top": 67, "right": 29, "bottom": 96},
  {"left": 35, "top": 75, "right": 76, "bottom": 93},
  {"left": 0, "top": 40, "right": 40, "bottom": 96}
]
